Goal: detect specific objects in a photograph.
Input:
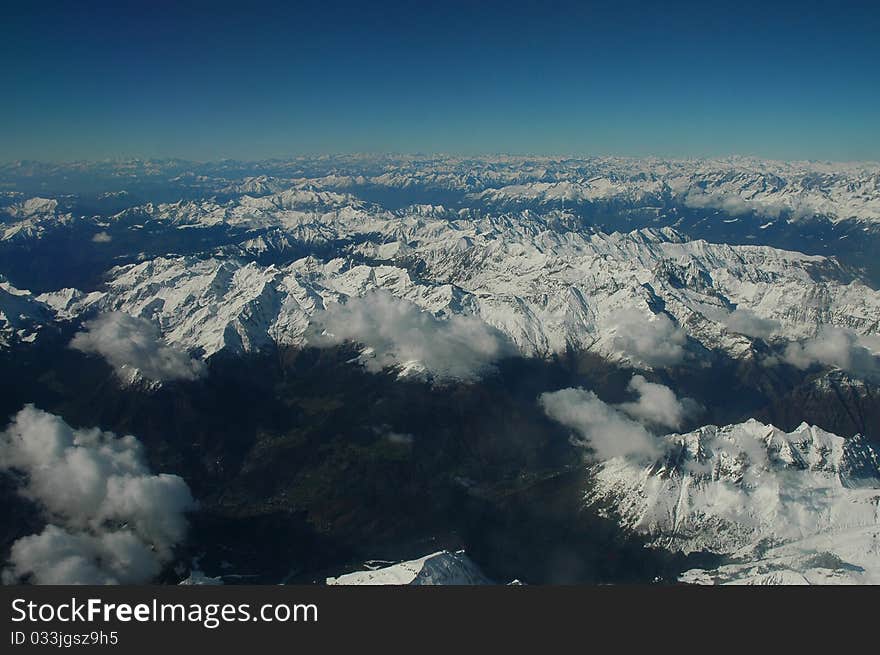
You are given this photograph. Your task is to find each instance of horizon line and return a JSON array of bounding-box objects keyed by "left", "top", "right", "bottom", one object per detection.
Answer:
[{"left": 3, "top": 152, "right": 880, "bottom": 167}]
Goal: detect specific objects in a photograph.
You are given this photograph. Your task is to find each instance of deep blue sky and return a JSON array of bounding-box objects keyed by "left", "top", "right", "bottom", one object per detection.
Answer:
[{"left": 2, "top": 0, "right": 878, "bottom": 162}]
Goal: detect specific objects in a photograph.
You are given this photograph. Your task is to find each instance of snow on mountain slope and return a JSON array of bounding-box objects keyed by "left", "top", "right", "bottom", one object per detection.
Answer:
[
  {"left": 1, "top": 197, "right": 75, "bottom": 242},
  {"left": 680, "top": 526, "right": 880, "bottom": 585},
  {"left": 585, "top": 419, "right": 880, "bottom": 584},
  {"left": 381, "top": 157, "right": 880, "bottom": 226},
  {"left": 47, "top": 254, "right": 476, "bottom": 362},
  {"left": 4, "top": 156, "right": 878, "bottom": 226},
  {"left": 245, "top": 155, "right": 878, "bottom": 226},
  {"left": 470, "top": 162, "right": 880, "bottom": 225},
  {"left": 117, "top": 187, "right": 366, "bottom": 232},
  {"left": 471, "top": 178, "right": 667, "bottom": 207},
  {"left": 677, "top": 160, "right": 880, "bottom": 225},
  {"left": 0, "top": 277, "right": 52, "bottom": 347},
  {"left": 326, "top": 551, "right": 492, "bottom": 585},
  {"left": 6, "top": 197, "right": 59, "bottom": 218},
  {"left": 42, "top": 193, "right": 880, "bottom": 378},
  {"left": 217, "top": 175, "right": 294, "bottom": 196}
]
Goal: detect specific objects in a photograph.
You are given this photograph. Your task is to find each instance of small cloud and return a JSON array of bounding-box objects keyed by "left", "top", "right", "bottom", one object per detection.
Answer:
[
  {"left": 603, "top": 308, "right": 687, "bottom": 368},
  {"left": 684, "top": 190, "right": 785, "bottom": 218},
  {"left": 91, "top": 231, "right": 112, "bottom": 243},
  {"left": 782, "top": 326, "right": 879, "bottom": 380},
  {"left": 617, "top": 375, "right": 701, "bottom": 430},
  {"left": 310, "top": 290, "right": 513, "bottom": 382},
  {"left": 539, "top": 387, "right": 662, "bottom": 461},
  {"left": 0, "top": 405, "right": 196, "bottom": 584},
  {"left": 684, "top": 191, "right": 758, "bottom": 217},
  {"left": 70, "top": 312, "right": 205, "bottom": 383},
  {"left": 384, "top": 432, "right": 414, "bottom": 446},
  {"left": 859, "top": 334, "right": 880, "bottom": 356},
  {"left": 722, "top": 308, "right": 779, "bottom": 339}
]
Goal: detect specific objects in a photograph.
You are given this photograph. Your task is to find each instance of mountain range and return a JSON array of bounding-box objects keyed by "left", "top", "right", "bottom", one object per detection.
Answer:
[{"left": 2, "top": 156, "right": 879, "bottom": 585}]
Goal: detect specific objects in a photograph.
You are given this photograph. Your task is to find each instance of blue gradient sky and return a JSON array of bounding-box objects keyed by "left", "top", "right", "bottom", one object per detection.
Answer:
[{"left": 2, "top": 0, "right": 878, "bottom": 162}]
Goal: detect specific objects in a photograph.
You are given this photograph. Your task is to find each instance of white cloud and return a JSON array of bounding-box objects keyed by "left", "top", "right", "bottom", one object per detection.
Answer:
[
  {"left": 856, "top": 333, "right": 880, "bottom": 356},
  {"left": 1, "top": 405, "right": 196, "bottom": 585},
  {"left": 684, "top": 190, "right": 790, "bottom": 219},
  {"left": 617, "top": 375, "right": 700, "bottom": 430},
  {"left": 603, "top": 308, "right": 687, "bottom": 368},
  {"left": 539, "top": 387, "right": 662, "bottom": 461},
  {"left": 722, "top": 308, "right": 779, "bottom": 339},
  {"left": 782, "top": 326, "right": 880, "bottom": 379},
  {"left": 71, "top": 312, "right": 205, "bottom": 383},
  {"left": 7, "top": 526, "right": 163, "bottom": 585},
  {"left": 683, "top": 190, "right": 817, "bottom": 222},
  {"left": 384, "top": 432, "right": 414, "bottom": 446},
  {"left": 91, "top": 231, "right": 112, "bottom": 243},
  {"left": 684, "top": 190, "right": 761, "bottom": 217},
  {"left": 310, "top": 290, "right": 513, "bottom": 382}
]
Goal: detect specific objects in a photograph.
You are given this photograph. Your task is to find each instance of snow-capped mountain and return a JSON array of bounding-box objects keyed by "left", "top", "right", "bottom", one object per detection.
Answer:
[
  {"left": 2, "top": 156, "right": 880, "bottom": 586},
  {"left": 587, "top": 419, "right": 880, "bottom": 584},
  {"left": 1, "top": 197, "right": 75, "bottom": 242},
  {"left": 35, "top": 192, "right": 879, "bottom": 377},
  {"left": 4, "top": 155, "right": 879, "bottom": 227},
  {"left": 464, "top": 158, "right": 880, "bottom": 225},
  {"left": 0, "top": 277, "right": 52, "bottom": 347},
  {"left": 326, "top": 551, "right": 492, "bottom": 585},
  {"left": 194, "top": 155, "right": 879, "bottom": 226},
  {"left": 129, "top": 187, "right": 365, "bottom": 230},
  {"left": 680, "top": 528, "right": 880, "bottom": 585}
]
